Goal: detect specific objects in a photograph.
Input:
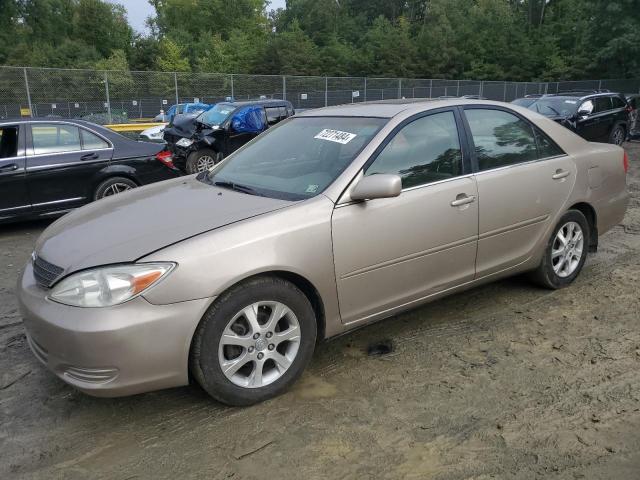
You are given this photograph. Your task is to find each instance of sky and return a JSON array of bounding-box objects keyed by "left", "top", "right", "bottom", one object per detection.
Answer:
[{"left": 106, "top": 0, "right": 287, "bottom": 34}]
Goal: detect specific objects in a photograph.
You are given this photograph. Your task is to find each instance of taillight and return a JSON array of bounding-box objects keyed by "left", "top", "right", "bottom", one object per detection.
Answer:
[
  {"left": 623, "top": 150, "right": 629, "bottom": 174},
  {"left": 156, "top": 150, "right": 175, "bottom": 169}
]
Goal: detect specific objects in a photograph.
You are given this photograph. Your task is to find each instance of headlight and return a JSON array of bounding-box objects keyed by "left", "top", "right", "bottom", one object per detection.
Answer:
[
  {"left": 48, "top": 263, "right": 175, "bottom": 308},
  {"left": 176, "top": 138, "right": 194, "bottom": 148}
]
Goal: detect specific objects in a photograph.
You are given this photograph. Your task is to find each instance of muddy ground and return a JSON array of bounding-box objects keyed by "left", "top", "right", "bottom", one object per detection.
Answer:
[{"left": 2, "top": 143, "right": 640, "bottom": 480}]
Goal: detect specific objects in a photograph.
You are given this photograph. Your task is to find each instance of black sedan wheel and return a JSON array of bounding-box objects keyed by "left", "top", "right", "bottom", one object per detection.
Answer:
[
  {"left": 609, "top": 124, "right": 626, "bottom": 145},
  {"left": 94, "top": 177, "right": 137, "bottom": 200},
  {"left": 186, "top": 149, "right": 223, "bottom": 174}
]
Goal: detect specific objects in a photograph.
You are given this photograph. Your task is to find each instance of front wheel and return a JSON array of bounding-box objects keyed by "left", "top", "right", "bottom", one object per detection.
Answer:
[
  {"left": 529, "top": 210, "right": 590, "bottom": 289},
  {"left": 190, "top": 277, "right": 317, "bottom": 406},
  {"left": 185, "top": 148, "right": 223, "bottom": 174}
]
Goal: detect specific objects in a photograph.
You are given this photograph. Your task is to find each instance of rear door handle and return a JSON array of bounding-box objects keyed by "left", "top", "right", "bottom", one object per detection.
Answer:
[
  {"left": 552, "top": 169, "right": 570, "bottom": 180},
  {"left": 81, "top": 152, "right": 99, "bottom": 161},
  {"left": 450, "top": 194, "right": 476, "bottom": 207},
  {"left": 0, "top": 163, "right": 18, "bottom": 172}
]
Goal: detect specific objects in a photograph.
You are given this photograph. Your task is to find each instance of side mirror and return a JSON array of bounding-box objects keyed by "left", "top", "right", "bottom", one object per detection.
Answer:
[
  {"left": 351, "top": 174, "right": 402, "bottom": 201},
  {"left": 231, "top": 118, "right": 242, "bottom": 131}
]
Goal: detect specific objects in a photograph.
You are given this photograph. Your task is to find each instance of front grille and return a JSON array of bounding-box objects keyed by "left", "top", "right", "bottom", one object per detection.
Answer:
[{"left": 33, "top": 254, "right": 64, "bottom": 288}]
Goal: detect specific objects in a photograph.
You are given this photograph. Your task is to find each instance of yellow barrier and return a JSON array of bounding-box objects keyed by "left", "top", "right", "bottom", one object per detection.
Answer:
[{"left": 105, "top": 122, "right": 166, "bottom": 132}]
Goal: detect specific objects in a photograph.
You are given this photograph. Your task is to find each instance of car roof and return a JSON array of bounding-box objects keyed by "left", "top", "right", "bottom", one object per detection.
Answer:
[
  {"left": 295, "top": 98, "right": 536, "bottom": 118},
  {"left": 219, "top": 99, "right": 292, "bottom": 108}
]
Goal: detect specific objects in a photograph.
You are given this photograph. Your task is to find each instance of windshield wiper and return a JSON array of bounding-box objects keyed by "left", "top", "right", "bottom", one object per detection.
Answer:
[{"left": 213, "top": 180, "right": 261, "bottom": 196}]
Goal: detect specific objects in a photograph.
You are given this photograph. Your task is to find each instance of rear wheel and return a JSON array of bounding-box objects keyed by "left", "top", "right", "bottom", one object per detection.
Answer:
[
  {"left": 185, "top": 148, "right": 223, "bottom": 174},
  {"left": 94, "top": 176, "right": 137, "bottom": 200},
  {"left": 609, "top": 124, "right": 626, "bottom": 145},
  {"left": 530, "top": 210, "right": 590, "bottom": 289},
  {"left": 190, "top": 276, "right": 317, "bottom": 406}
]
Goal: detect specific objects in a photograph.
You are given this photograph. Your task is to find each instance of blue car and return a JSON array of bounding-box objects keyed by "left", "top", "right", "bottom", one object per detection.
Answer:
[{"left": 154, "top": 103, "right": 213, "bottom": 123}]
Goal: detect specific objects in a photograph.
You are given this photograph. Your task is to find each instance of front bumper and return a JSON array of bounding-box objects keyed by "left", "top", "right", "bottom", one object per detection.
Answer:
[{"left": 18, "top": 262, "right": 212, "bottom": 397}]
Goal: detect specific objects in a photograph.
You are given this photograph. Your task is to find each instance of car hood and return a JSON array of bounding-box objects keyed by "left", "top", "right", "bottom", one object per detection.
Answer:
[{"left": 35, "top": 175, "right": 294, "bottom": 274}]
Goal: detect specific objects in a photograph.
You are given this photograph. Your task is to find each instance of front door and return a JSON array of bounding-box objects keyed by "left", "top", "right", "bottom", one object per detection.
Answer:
[
  {"left": 462, "top": 106, "right": 576, "bottom": 277},
  {"left": 332, "top": 109, "right": 478, "bottom": 324},
  {"left": 0, "top": 124, "right": 30, "bottom": 219},
  {"left": 26, "top": 122, "right": 112, "bottom": 211}
]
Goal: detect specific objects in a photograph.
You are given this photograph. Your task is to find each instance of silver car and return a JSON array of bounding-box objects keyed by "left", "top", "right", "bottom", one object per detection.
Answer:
[{"left": 18, "top": 100, "right": 629, "bottom": 405}]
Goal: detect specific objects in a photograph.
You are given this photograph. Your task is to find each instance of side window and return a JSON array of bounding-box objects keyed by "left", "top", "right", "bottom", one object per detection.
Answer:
[
  {"left": 535, "top": 128, "right": 564, "bottom": 158},
  {"left": 365, "top": 111, "right": 463, "bottom": 189},
  {"left": 612, "top": 96, "right": 626, "bottom": 109},
  {"left": 32, "top": 124, "right": 81, "bottom": 155},
  {"left": 81, "top": 129, "right": 109, "bottom": 150},
  {"left": 465, "top": 109, "right": 537, "bottom": 171},
  {"left": 265, "top": 107, "right": 281, "bottom": 125},
  {"left": 594, "top": 96, "right": 612, "bottom": 113},
  {"left": 0, "top": 126, "right": 19, "bottom": 159}
]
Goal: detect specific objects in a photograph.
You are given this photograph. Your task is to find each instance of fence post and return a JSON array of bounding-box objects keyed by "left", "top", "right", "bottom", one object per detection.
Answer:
[
  {"left": 457, "top": 80, "right": 461, "bottom": 96},
  {"left": 104, "top": 71, "right": 112, "bottom": 124},
  {"left": 598, "top": 79, "right": 602, "bottom": 91},
  {"left": 282, "top": 76, "right": 286, "bottom": 101},
  {"left": 503, "top": 82, "right": 507, "bottom": 101},
  {"left": 364, "top": 77, "right": 367, "bottom": 102},
  {"left": 398, "top": 78, "right": 402, "bottom": 98},
  {"left": 325, "top": 77, "right": 328, "bottom": 107},
  {"left": 23, "top": 67, "right": 33, "bottom": 117},
  {"left": 230, "top": 74, "right": 234, "bottom": 99},
  {"left": 429, "top": 79, "right": 433, "bottom": 98},
  {"left": 174, "top": 72, "right": 179, "bottom": 105}
]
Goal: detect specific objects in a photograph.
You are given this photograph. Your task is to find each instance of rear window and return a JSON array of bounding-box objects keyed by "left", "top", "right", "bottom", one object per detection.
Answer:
[{"left": 612, "top": 96, "right": 627, "bottom": 109}]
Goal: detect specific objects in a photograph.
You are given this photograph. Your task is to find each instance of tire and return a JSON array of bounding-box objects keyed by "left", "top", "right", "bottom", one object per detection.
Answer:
[
  {"left": 609, "top": 124, "right": 626, "bottom": 146},
  {"left": 529, "top": 210, "right": 590, "bottom": 289},
  {"left": 190, "top": 276, "right": 317, "bottom": 406},
  {"left": 94, "top": 176, "right": 137, "bottom": 200},
  {"left": 185, "top": 148, "right": 222, "bottom": 174}
]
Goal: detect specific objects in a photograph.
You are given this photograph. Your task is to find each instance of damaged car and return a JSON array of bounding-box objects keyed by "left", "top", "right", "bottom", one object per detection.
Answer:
[
  {"left": 164, "top": 99, "right": 295, "bottom": 173},
  {"left": 527, "top": 91, "right": 629, "bottom": 145}
]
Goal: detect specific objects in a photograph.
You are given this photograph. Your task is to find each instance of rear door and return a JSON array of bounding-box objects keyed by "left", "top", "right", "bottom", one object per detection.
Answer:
[
  {"left": 593, "top": 96, "right": 614, "bottom": 141},
  {"left": 0, "top": 123, "right": 31, "bottom": 219},
  {"left": 26, "top": 122, "right": 113, "bottom": 210},
  {"left": 463, "top": 106, "right": 576, "bottom": 277}
]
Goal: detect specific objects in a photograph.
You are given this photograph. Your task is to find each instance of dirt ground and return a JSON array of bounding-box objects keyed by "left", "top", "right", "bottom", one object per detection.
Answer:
[{"left": 2, "top": 143, "right": 640, "bottom": 480}]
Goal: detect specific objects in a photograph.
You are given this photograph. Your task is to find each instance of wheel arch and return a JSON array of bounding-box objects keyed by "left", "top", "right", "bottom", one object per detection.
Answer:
[{"left": 568, "top": 201, "right": 598, "bottom": 252}]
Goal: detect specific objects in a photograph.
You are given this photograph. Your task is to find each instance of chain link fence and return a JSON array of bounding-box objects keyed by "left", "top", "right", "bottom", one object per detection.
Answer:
[{"left": 1, "top": 65, "right": 639, "bottom": 123}]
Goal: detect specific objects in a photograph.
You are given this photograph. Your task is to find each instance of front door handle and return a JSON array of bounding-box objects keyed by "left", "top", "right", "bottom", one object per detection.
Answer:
[
  {"left": 552, "top": 169, "right": 570, "bottom": 180},
  {"left": 0, "top": 163, "right": 18, "bottom": 172},
  {"left": 81, "top": 152, "right": 99, "bottom": 161},
  {"left": 450, "top": 194, "right": 476, "bottom": 207}
]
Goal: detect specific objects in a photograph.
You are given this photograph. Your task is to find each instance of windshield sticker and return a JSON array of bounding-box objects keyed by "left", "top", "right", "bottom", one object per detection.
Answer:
[
  {"left": 305, "top": 184, "right": 319, "bottom": 193},
  {"left": 314, "top": 129, "right": 357, "bottom": 144},
  {"left": 564, "top": 100, "right": 577, "bottom": 104}
]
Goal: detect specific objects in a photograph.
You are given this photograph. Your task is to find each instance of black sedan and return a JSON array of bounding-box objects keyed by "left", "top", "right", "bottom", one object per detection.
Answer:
[{"left": 0, "top": 118, "right": 181, "bottom": 224}]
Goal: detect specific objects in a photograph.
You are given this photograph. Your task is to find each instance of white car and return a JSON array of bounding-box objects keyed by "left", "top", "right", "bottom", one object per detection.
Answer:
[{"left": 139, "top": 124, "right": 166, "bottom": 143}]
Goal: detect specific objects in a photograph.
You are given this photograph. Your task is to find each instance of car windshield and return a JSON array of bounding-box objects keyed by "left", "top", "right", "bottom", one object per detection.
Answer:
[
  {"left": 204, "top": 116, "right": 387, "bottom": 200},
  {"left": 528, "top": 97, "right": 579, "bottom": 117},
  {"left": 198, "top": 104, "right": 236, "bottom": 126},
  {"left": 511, "top": 98, "right": 536, "bottom": 107}
]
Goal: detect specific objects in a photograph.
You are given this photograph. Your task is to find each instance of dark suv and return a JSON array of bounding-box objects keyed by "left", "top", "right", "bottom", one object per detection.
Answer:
[
  {"left": 164, "top": 99, "right": 295, "bottom": 173},
  {"left": 525, "top": 91, "right": 629, "bottom": 145}
]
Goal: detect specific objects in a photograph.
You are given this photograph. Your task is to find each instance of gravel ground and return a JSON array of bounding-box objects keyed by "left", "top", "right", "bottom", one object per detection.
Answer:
[{"left": 1, "top": 142, "right": 640, "bottom": 480}]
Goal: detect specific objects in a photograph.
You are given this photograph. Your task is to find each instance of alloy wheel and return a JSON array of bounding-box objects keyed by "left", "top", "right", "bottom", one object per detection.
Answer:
[
  {"left": 196, "top": 155, "right": 217, "bottom": 172},
  {"left": 551, "top": 221, "right": 584, "bottom": 278},
  {"left": 103, "top": 182, "right": 133, "bottom": 197},
  {"left": 218, "top": 301, "right": 301, "bottom": 388},
  {"left": 613, "top": 128, "right": 625, "bottom": 145}
]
